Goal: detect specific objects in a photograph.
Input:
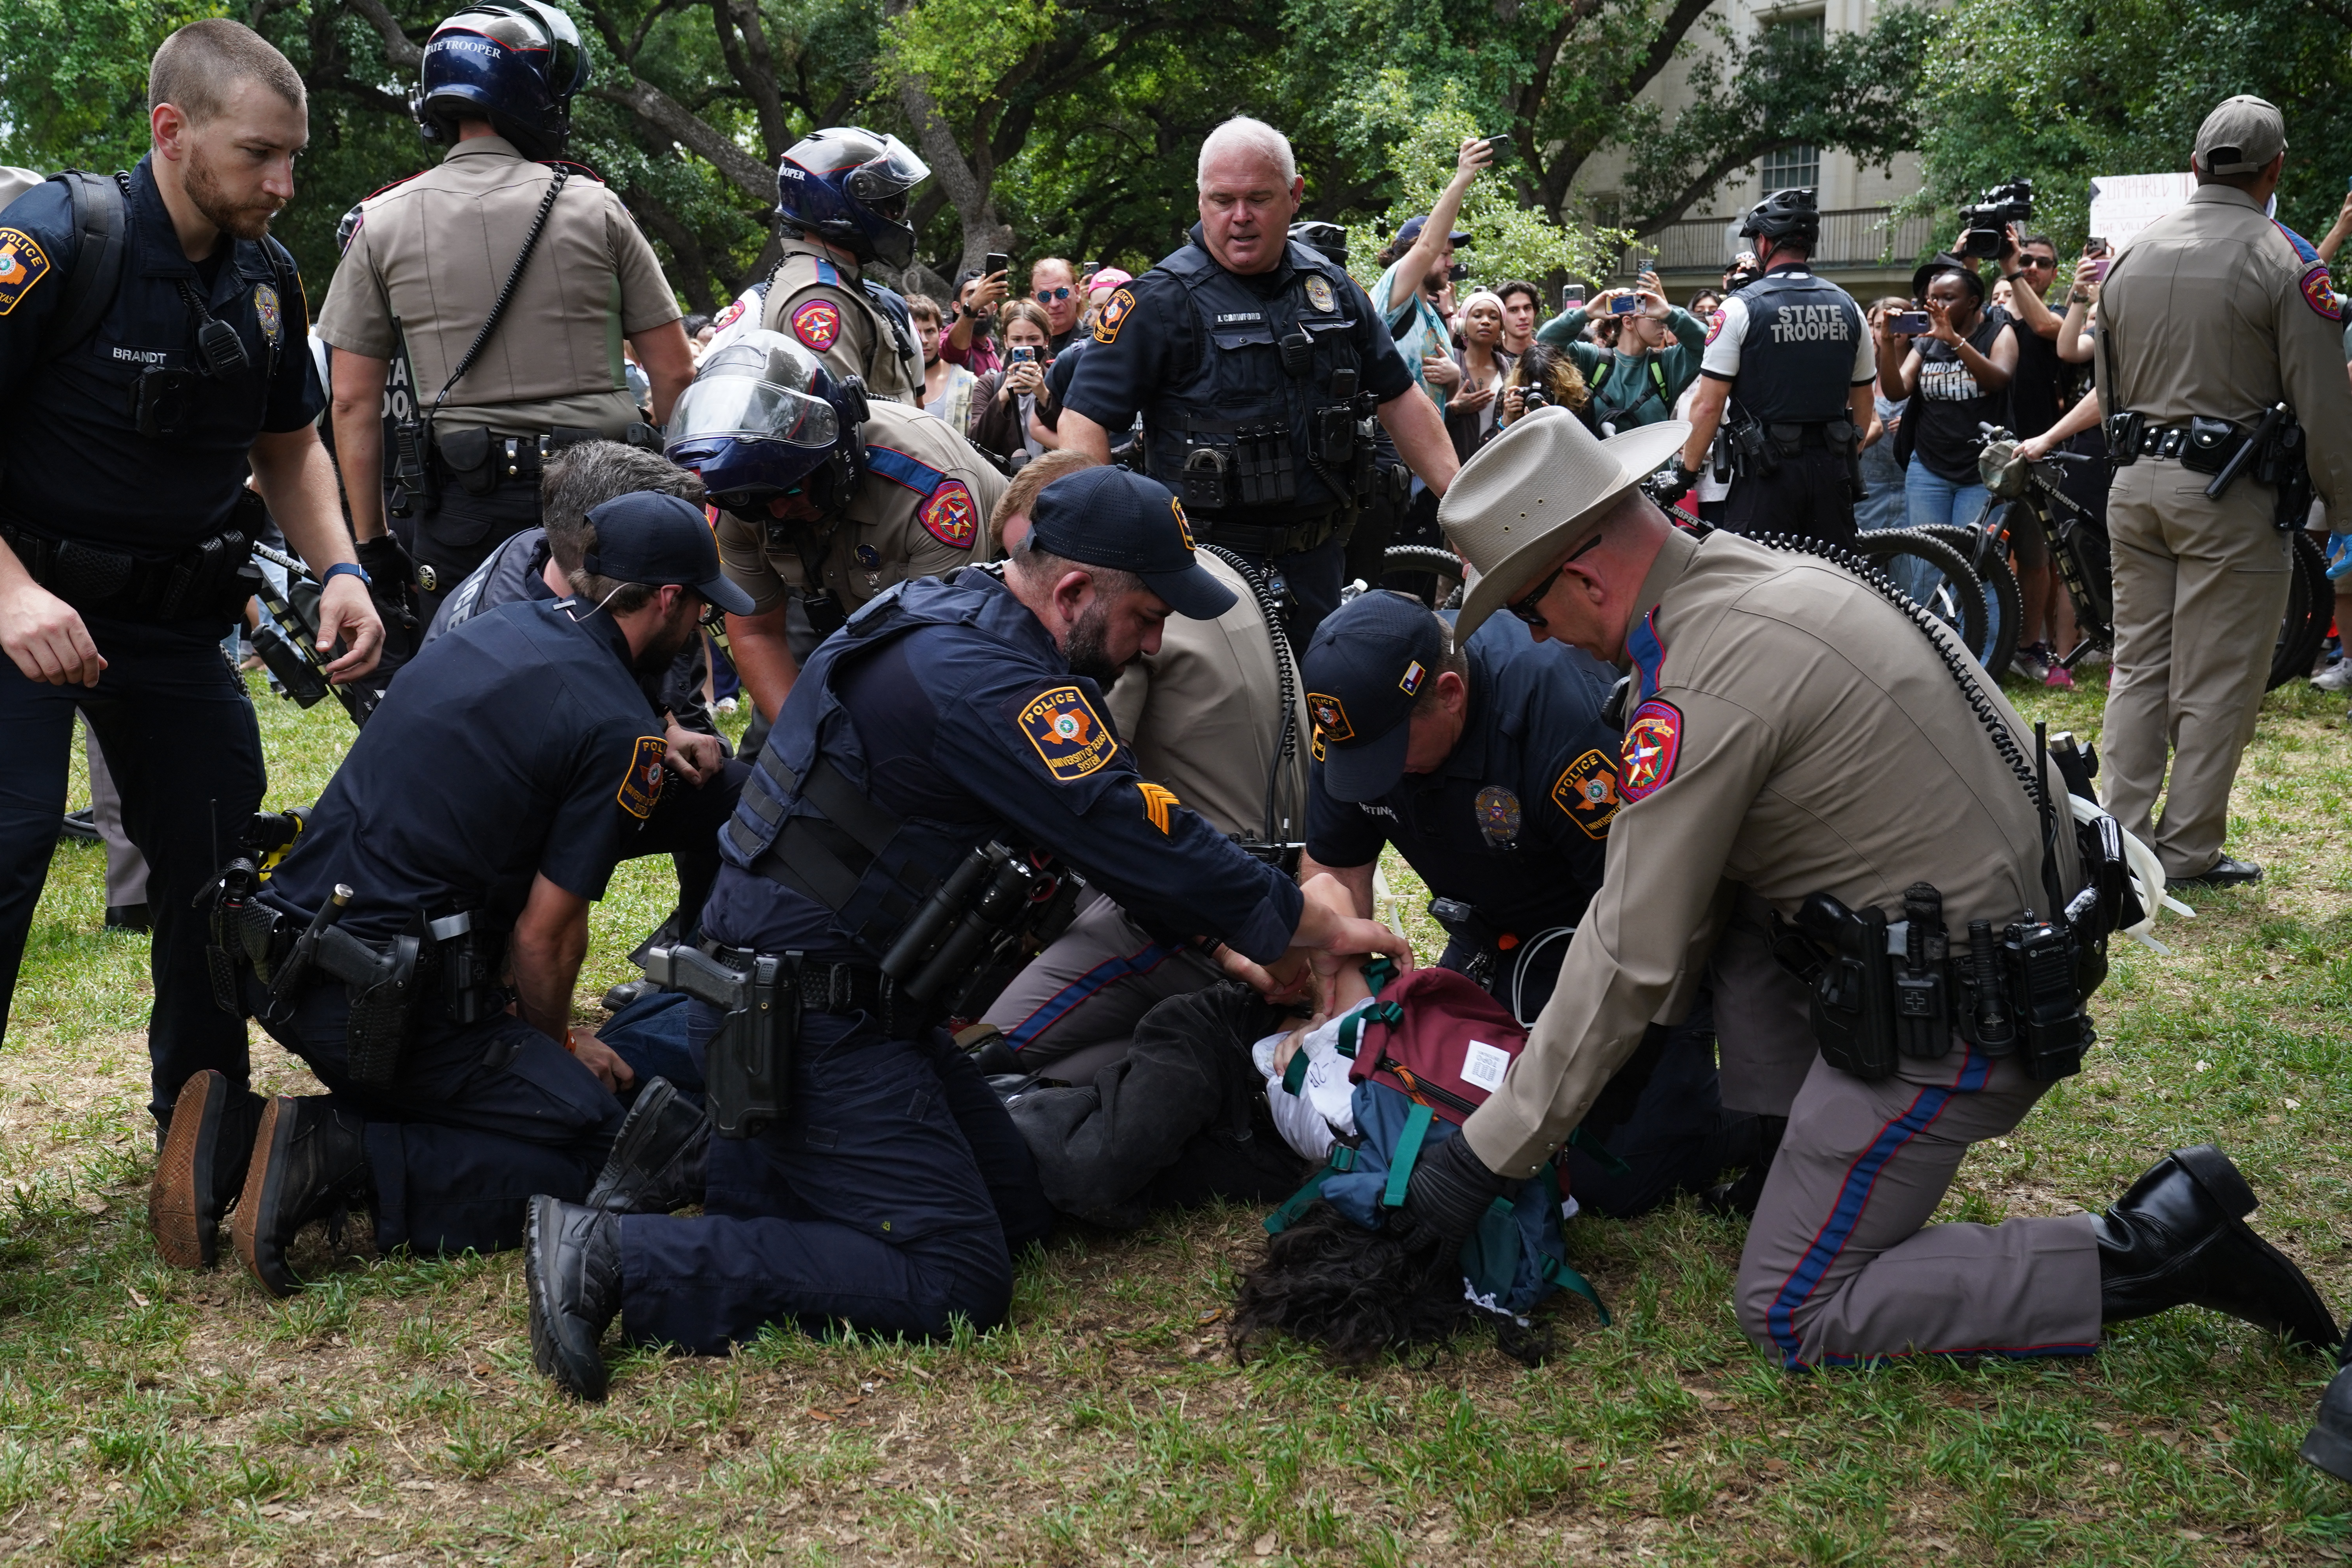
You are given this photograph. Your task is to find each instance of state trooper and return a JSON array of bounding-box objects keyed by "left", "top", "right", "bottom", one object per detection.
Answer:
[
  {"left": 318, "top": 0, "right": 694, "bottom": 616},
  {"left": 759, "top": 127, "right": 926, "bottom": 407},
  {"left": 520, "top": 466, "right": 1412, "bottom": 1399},
  {"left": 0, "top": 22, "right": 383, "bottom": 1188},
  {"left": 1662, "top": 188, "right": 1877, "bottom": 546},
  {"left": 1060, "top": 116, "right": 1460, "bottom": 642},
  {"left": 1380, "top": 405, "right": 2338, "bottom": 1373},
  {"left": 2093, "top": 95, "right": 2352, "bottom": 893},
  {"left": 668, "top": 330, "right": 1005, "bottom": 721}
]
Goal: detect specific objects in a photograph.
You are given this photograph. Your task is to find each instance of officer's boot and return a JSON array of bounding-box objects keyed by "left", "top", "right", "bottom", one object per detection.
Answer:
[
  {"left": 1702, "top": 1114, "right": 1787, "bottom": 1222},
  {"left": 584, "top": 1078, "right": 709, "bottom": 1214},
  {"left": 2092, "top": 1143, "right": 2339, "bottom": 1350},
  {"left": 526, "top": 1195, "right": 622, "bottom": 1401},
  {"left": 231, "top": 1096, "right": 370, "bottom": 1298},
  {"left": 150, "top": 1071, "right": 266, "bottom": 1269},
  {"left": 2302, "top": 1352, "right": 2352, "bottom": 1483}
]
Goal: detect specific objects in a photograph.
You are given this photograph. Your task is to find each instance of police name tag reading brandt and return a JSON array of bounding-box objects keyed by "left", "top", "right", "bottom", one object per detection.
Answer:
[
  {"left": 615, "top": 735, "right": 668, "bottom": 819},
  {"left": 1461, "top": 1039, "right": 1512, "bottom": 1093},
  {"left": 1016, "top": 686, "right": 1119, "bottom": 781}
]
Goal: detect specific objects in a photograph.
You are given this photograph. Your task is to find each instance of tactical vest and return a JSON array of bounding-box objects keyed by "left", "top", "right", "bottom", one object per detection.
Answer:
[
  {"left": 1142, "top": 241, "right": 1367, "bottom": 521},
  {"left": 717, "top": 575, "right": 1011, "bottom": 956},
  {"left": 1727, "top": 269, "right": 1864, "bottom": 426}
]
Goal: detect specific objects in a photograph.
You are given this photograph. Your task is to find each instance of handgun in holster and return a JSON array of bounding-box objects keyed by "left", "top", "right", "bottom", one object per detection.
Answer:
[
  {"left": 1731, "top": 417, "right": 1778, "bottom": 479},
  {"left": 1830, "top": 417, "right": 1867, "bottom": 502},
  {"left": 1790, "top": 891, "right": 1898, "bottom": 1080},
  {"left": 1426, "top": 897, "right": 1508, "bottom": 989},
  {"left": 645, "top": 944, "right": 793, "bottom": 1138},
  {"left": 2250, "top": 405, "right": 2312, "bottom": 530}
]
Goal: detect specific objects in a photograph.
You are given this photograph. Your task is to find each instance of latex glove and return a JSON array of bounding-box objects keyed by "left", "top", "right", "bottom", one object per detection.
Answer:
[{"left": 2328, "top": 534, "right": 2352, "bottom": 581}]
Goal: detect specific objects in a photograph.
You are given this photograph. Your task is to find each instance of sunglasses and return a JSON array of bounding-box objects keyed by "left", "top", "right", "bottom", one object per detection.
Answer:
[
  {"left": 2018, "top": 254, "right": 2058, "bottom": 269},
  {"left": 1034, "top": 287, "right": 1074, "bottom": 302},
  {"left": 1507, "top": 534, "right": 1604, "bottom": 627}
]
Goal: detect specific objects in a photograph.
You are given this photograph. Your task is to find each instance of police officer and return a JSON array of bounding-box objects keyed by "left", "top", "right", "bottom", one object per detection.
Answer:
[
  {"left": 0, "top": 22, "right": 384, "bottom": 1166},
  {"left": 1379, "top": 405, "right": 2338, "bottom": 1371},
  {"left": 1293, "top": 575, "right": 1735, "bottom": 1217},
  {"left": 760, "top": 127, "right": 927, "bottom": 407},
  {"left": 1664, "top": 189, "right": 1877, "bottom": 545},
  {"left": 976, "top": 450, "right": 1310, "bottom": 1077},
  {"left": 520, "top": 466, "right": 1411, "bottom": 1399},
  {"left": 319, "top": 0, "right": 695, "bottom": 617},
  {"left": 1060, "top": 116, "right": 1460, "bottom": 642},
  {"left": 2093, "top": 95, "right": 2352, "bottom": 890},
  {"left": 151, "top": 492, "right": 756, "bottom": 1289},
  {"left": 669, "top": 330, "right": 1005, "bottom": 718}
]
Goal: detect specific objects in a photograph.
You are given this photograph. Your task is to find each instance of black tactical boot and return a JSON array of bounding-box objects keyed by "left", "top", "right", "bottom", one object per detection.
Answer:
[
  {"left": 231, "top": 1096, "right": 369, "bottom": 1298},
  {"left": 1702, "top": 1114, "right": 1787, "bottom": 1222},
  {"left": 150, "top": 1071, "right": 265, "bottom": 1269},
  {"left": 2303, "top": 1359, "right": 2352, "bottom": 1483},
  {"left": 526, "top": 1195, "right": 622, "bottom": 1401},
  {"left": 2094, "top": 1143, "right": 2339, "bottom": 1350},
  {"left": 585, "top": 1078, "right": 709, "bottom": 1214}
]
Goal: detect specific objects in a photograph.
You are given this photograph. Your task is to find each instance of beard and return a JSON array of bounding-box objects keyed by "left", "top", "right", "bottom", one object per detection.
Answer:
[
  {"left": 185, "top": 143, "right": 284, "bottom": 242},
  {"left": 1062, "top": 599, "right": 1129, "bottom": 686},
  {"left": 632, "top": 597, "right": 700, "bottom": 675}
]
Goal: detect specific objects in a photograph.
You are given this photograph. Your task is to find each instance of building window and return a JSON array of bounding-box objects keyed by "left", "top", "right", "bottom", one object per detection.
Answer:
[{"left": 1760, "top": 144, "right": 1820, "bottom": 195}]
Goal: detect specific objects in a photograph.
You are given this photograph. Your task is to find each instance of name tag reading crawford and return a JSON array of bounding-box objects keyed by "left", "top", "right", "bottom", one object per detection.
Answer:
[{"left": 1017, "top": 686, "right": 1119, "bottom": 781}]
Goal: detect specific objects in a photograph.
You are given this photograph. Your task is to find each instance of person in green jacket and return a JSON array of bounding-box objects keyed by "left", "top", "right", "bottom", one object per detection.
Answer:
[{"left": 1526, "top": 278, "right": 1707, "bottom": 434}]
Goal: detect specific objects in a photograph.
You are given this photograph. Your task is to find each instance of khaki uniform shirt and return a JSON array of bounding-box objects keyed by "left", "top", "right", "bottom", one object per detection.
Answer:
[
  {"left": 758, "top": 237, "right": 922, "bottom": 406},
  {"left": 1463, "top": 526, "right": 2080, "bottom": 1178},
  {"left": 714, "top": 400, "right": 1004, "bottom": 613},
  {"left": 2095, "top": 184, "right": 2352, "bottom": 510},
  {"left": 317, "top": 137, "right": 681, "bottom": 437},
  {"left": 1107, "top": 551, "right": 1310, "bottom": 841}
]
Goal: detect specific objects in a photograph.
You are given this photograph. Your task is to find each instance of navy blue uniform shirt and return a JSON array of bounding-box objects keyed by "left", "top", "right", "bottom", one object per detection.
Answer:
[
  {"left": 0, "top": 156, "right": 323, "bottom": 550},
  {"left": 1306, "top": 617, "right": 1623, "bottom": 939},
  {"left": 265, "top": 598, "right": 667, "bottom": 943},
  {"left": 702, "top": 568, "right": 1304, "bottom": 964},
  {"left": 1062, "top": 227, "right": 1416, "bottom": 434}
]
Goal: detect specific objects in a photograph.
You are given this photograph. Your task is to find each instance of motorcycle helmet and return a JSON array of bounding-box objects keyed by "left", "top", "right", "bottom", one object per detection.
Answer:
[
  {"left": 665, "top": 330, "right": 869, "bottom": 522},
  {"left": 775, "top": 127, "right": 929, "bottom": 270},
  {"left": 412, "top": 0, "right": 588, "bottom": 162}
]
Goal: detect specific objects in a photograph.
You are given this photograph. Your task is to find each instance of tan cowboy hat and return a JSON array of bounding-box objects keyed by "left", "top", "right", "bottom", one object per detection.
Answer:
[{"left": 1441, "top": 405, "right": 1691, "bottom": 638}]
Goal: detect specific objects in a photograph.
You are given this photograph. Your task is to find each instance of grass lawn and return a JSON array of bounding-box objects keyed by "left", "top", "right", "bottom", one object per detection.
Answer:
[{"left": 0, "top": 666, "right": 2347, "bottom": 1565}]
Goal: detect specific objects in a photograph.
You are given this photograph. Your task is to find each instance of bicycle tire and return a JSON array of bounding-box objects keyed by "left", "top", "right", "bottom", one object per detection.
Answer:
[
  {"left": 1912, "top": 521, "right": 2023, "bottom": 679},
  {"left": 1852, "top": 528, "right": 1990, "bottom": 666},
  {"left": 1381, "top": 545, "right": 1465, "bottom": 612},
  {"left": 2269, "top": 530, "right": 2336, "bottom": 691}
]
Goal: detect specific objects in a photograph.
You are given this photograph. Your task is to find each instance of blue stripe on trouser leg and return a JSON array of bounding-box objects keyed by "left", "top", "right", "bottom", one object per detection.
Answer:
[{"left": 1003, "top": 941, "right": 1179, "bottom": 1050}]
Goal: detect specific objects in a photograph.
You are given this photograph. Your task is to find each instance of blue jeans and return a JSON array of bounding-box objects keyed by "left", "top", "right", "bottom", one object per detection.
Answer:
[
  {"left": 1903, "top": 460, "right": 1990, "bottom": 531},
  {"left": 1855, "top": 440, "right": 1909, "bottom": 536}
]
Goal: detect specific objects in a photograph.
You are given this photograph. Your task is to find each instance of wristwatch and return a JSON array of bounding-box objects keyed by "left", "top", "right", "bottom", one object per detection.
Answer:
[
  {"left": 321, "top": 561, "right": 371, "bottom": 587},
  {"left": 2003, "top": 270, "right": 2026, "bottom": 285}
]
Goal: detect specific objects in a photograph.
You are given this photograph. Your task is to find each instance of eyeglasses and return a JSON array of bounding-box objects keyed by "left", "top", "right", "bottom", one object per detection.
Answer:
[
  {"left": 2019, "top": 254, "right": 2058, "bottom": 269},
  {"left": 1507, "top": 534, "right": 1604, "bottom": 627},
  {"left": 1034, "top": 287, "right": 1074, "bottom": 302}
]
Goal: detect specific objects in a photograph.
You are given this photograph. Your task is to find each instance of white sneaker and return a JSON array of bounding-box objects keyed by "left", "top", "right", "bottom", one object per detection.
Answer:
[
  {"left": 715, "top": 696, "right": 739, "bottom": 713},
  {"left": 2312, "top": 660, "right": 2352, "bottom": 691}
]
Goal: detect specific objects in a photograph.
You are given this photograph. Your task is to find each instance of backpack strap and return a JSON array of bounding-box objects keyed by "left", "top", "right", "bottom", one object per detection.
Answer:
[
  {"left": 1379, "top": 1102, "right": 1434, "bottom": 1208},
  {"left": 1566, "top": 1122, "right": 1632, "bottom": 1176},
  {"left": 41, "top": 169, "right": 128, "bottom": 361},
  {"left": 1538, "top": 1254, "right": 1612, "bottom": 1325},
  {"left": 1261, "top": 1142, "right": 1355, "bottom": 1235}
]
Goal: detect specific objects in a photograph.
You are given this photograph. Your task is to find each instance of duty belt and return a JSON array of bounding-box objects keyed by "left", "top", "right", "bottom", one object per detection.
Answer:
[
  {"left": 430, "top": 424, "right": 604, "bottom": 483},
  {"left": 2104, "top": 414, "right": 2248, "bottom": 473},
  {"left": 1191, "top": 510, "right": 1344, "bottom": 558},
  {"left": 701, "top": 943, "right": 921, "bottom": 1033},
  {"left": 0, "top": 491, "right": 263, "bottom": 623}
]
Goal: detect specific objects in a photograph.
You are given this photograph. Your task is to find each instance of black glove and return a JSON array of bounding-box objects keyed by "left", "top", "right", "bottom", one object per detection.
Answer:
[
  {"left": 354, "top": 534, "right": 419, "bottom": 630},
  {"left": 1644, "top": 457, "right": 1702, "bottom": 508},
  {"left": 1392, "top": 1131, "right": 1508, "bottom": 1249}
]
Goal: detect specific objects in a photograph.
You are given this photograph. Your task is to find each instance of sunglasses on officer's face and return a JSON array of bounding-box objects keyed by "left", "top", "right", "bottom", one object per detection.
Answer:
[
  {"left": 1034, "top": 287, "right": 1074, "bottom": 302},
  {"left": 1508, "top": 534, "right": 1605, "bottom": 627}
]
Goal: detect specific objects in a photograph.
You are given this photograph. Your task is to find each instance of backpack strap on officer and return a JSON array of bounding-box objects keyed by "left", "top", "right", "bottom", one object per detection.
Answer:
[{"left": 40, "top": 169, "right": 129, "bottom": 361}]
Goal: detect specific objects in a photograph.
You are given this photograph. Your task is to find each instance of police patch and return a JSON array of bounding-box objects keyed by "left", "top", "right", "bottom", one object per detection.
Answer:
[
  {"left": 254, "top": 283, "right": 282, "bottom": 347},
  {"left": 1169, "top": 495, "right": 1196, "bottom": 551},
  {"left": 0, "top": 229, "right": 53, "bottom": 317},
  {"left": 1095, "top": 287, "right": 1135, "bottom": 344},
  {"left": 615, "top": 735, "right": 668, "bottom": 819},
  {"left": 1304, "top": 275, "right": 1336, "bottom": 312},
  {"left": 1018, "top": 686, "right": 1119, "bottom": 781},
  {"left": 1703, "top": 307, "right": 1727, "bottom": 347},
  {"left": 791, "top": 297, "right": 842, "bottom": 352},
  {"left": 713, "top": 294, "right": 749, "bottom": 332},
  {"left": 855, "top": 543, "right": 882, "bottom": 568},
  {"left": 920, "top": 477, "right": 979, "bottom": 548},
  {"left": 2300, "top": 262, "right": 2343, "bottom": 322},
  {"left": 1137, "top": 780, "right": 1180, "bottom": 834},
  {"left": 1398, "top": 660, "right": 1425, "bottom": 696},
  {"left": 1475, "top": 786, "right": 1522, "bottom": 848},
  {"left": 1305, "top": 691, "right": 1354, "bottom": 744},
  {"left": 1619, "top": 700, "right": 1683, "bottom": 802},
  {"left": 1550, "top": 748, "right": 1621, "bottom": 840}
]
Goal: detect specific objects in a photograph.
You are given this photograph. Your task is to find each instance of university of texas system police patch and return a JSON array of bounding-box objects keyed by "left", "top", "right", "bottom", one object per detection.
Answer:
[
  {"left": 1550, "top": 748, "right": 1621, "bottom": 839},
  {"left": 1017, "top": 686, "right": 1119, "bottom": 781},
  {"left": 0, "top": 229, "right": 52, "bottom": 316},
  {"left": 615, "top": 736, "right": 668, "bottom": 819}
]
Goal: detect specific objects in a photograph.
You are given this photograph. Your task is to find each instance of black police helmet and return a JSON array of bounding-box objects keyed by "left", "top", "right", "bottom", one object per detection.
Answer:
[
  {"left": 1737, "top": 186, "right": 1820, "bottom": 246},
  {"left": 775, "top": 127, "right": 930, "bottom": 270},
  {"left": 664, "top": 329, "right": 868, "bottom": 524},
  {"left": 1289, "top": 220, "right": 1348, "bottom": 265},
  {"left": 412, "top": 0, "right": 589, "bottom": 163}
]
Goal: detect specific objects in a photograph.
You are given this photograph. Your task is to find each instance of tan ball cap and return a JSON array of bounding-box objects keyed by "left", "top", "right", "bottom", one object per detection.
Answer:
[{"left": 1439, "top": 405, "right": 1690, "bottom": 639}]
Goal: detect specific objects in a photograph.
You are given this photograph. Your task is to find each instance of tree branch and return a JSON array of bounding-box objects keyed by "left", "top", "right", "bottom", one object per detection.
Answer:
[
  {"left": 587, "top": 77, "right": 773, "bottom": 202},
  {"left": 345, "top": 0, "right": 424, "bottom": 72}
]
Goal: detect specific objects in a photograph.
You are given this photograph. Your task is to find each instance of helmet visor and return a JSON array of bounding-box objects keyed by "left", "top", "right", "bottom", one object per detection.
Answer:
[
  {"left": 666, "top": 375, "right": 839, "bottom": 451},
  {"left": 516, "top": 0, "right": 586, "bottom": 92},
  {"left": 847, "top": 134, "right": 930, "bottom": 207}
]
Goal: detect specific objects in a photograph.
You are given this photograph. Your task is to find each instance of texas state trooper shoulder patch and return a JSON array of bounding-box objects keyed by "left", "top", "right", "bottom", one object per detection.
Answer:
[
  {"left": 1619, "top": 700, "right": 1682, "bottom": 802},
  {"left": 1703, "top": 307, "right": 1726, "bottom": 345},
  {"left": 2300, "top": 262, "right": 2343, "bottom": 322},
  {"left": 0, "top": 230, "right": 52, "bottom": 316},
  {"left": 920, "top": 477, "right": 979, "bottom": 547},
  {"left": 1550, "top": 748, "right": 1621, "bottom": 838},
  {"left": 616, "top": 735, "right": 668, "bottom": 819},
  {"left": 1017, "top": 686, "right": 1119, "bottom": 781},
  {"left": 1095, "top": 287, "right": 1135, "bottom": 344},
  {"left": 791, "top": 296, "right": 842, "bottom": 352}
]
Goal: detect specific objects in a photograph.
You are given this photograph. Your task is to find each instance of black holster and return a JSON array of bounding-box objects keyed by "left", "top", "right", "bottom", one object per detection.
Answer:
[{"left": 645, "top": 944, "right": 794, "bottom": 1138}]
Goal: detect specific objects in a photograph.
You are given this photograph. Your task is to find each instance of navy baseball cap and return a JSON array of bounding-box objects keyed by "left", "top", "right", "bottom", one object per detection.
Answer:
[
  {"left": 1394, "top": 214, "right": 1470, "bottom": 248},
  {"left": 1300, "top": 590, "right": 1449, "bottom": 802},
  {"left": 1027, "top": 467, "right": 1236, "bottom": 621},
  {"left": 580, "top": 491, "right": 757, "bottom": 616}
]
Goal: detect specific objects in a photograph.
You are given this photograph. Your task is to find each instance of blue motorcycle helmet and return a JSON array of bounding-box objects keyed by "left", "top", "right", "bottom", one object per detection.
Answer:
[
  {"left": 775, "top": 127, "right": 930, "bottom": 270},
  {"left": 412, "top": 0, "right": 589, "bottom": 163},
  {"left": 665, "top": 330, "right": 870, "bottom": 523}
]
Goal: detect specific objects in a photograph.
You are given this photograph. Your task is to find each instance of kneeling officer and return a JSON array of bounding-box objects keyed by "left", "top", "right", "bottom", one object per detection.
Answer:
[
  {"left": 156, "top": 494, "right": 755, "bottom": 1294},
  {"left": 523, "top": 466, "right": 1410, "bottom": 1400}
]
